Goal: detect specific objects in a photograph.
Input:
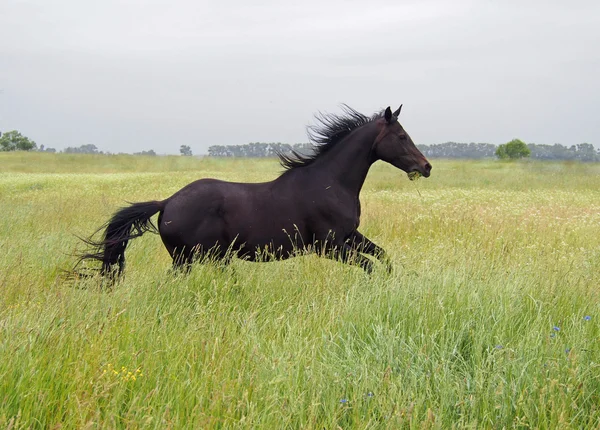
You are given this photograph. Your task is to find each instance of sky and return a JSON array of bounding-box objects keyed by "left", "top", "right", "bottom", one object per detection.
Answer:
[{"left": 1, "top": 0, "right": 599, "bottom": 154}]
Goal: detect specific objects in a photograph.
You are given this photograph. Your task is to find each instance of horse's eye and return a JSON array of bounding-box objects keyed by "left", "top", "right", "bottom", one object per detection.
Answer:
[{"left": 399, "top": 134, "right": 407, "bottom": 140}]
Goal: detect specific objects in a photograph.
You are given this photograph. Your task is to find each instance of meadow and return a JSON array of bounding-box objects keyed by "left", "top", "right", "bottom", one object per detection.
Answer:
[{"left": 1, "top": 152, "right": 599, "bottom": 429}]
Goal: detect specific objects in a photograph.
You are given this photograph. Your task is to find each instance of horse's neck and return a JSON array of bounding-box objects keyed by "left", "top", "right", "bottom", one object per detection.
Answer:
[{"left": 312, "top": 126, "right": 377, "bottom": 195}]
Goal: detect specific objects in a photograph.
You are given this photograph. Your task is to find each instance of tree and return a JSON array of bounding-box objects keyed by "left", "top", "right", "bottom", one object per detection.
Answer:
[
  {"left": 180, "top": 145, "right": 193, "bottom": 156},
  {"left": 496, "top": 139, "right": 531, "bottom": 160},
  {"left": 0, "top": 130, "right": 37, "bottom": 151}
]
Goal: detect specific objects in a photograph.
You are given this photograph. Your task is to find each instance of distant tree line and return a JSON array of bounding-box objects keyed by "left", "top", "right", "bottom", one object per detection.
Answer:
[
  {"left": 418, "top": 142, "right": 497, "bottom": 159},
  {"left": 208, "top": 142, "right": 313, "bottom": 157},
  {"left": 417, "top": 141, "right": 598, "bottom": 161},
  {"left": 64, "top": 144, "right": 103, "bottom": 154},
  {"left": 134, "top": 149, "right": 156, "bottom": 156},
  {"left": 208, "top": 141, "right": 600, "bottom": 162},
  {"left": 526, "top": 143, "right": 598, "bottom": 161},
  {"left": 0, "top": 131, "right": 160, "bottom": 155},
  {"left": 62, "top": 144, "right": 159, "bottom": 156},
  {"left": 2, "top": 129, "right": 599, "bottom": 161}
]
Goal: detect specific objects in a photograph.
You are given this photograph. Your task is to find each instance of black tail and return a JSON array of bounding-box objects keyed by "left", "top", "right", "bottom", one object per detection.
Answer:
[{"left": 76, "top": 200, "right": 165, "bottom": 278}]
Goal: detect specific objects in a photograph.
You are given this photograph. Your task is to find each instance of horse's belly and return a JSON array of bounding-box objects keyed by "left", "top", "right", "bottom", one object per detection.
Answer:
[{"left": 232, "top": 218, "right": 308, "bottom": 254}]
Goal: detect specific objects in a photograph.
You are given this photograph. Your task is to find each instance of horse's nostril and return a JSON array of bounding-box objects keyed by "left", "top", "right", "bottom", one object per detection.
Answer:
[{"left": 424, "top": 162, "right": 432, "bottom": 172}]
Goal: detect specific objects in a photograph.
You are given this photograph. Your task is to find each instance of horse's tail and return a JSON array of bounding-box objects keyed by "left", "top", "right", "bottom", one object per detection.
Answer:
[{"left": 75, "top": 200, "right": 165, "bottom": 279}]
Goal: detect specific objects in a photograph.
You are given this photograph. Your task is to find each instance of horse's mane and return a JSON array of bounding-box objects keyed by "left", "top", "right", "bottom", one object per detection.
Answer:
[{"left": 278, "top": 105, "right": 382, "bottom": 170}]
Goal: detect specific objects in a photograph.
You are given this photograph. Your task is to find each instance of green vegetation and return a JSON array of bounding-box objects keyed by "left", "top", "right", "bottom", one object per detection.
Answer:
[
  {"left": 1, "top": 153, "right": 599, "bottom": 428},
  {"left": 496, "top": 139, "right": 531, "bottom": 160},
  {"left": 0, "top": 130, "right": 37, "bottom": 151},
  {"left": 180, "top": 145, "right": 193, "bottom": 156}
]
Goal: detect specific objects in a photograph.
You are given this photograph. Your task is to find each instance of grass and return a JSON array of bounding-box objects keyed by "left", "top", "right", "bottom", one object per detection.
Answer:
[{"left": 1, "top": 152, "right": 600, "bottom": 428}]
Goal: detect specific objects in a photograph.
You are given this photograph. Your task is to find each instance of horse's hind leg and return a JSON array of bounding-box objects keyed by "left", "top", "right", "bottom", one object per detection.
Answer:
[{"left": 170, "top": 247, "right": 195, "bottom": 275}]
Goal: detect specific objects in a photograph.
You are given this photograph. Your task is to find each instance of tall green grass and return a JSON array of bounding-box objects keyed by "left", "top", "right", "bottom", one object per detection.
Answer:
[{"left": 1, "top": 153, "right": 599, "bottom": 428}]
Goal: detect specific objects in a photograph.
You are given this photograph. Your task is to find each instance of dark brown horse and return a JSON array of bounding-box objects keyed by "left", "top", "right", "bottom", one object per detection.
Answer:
[{"left": 77, "top": 105, "right": 431, "bottom": 277}]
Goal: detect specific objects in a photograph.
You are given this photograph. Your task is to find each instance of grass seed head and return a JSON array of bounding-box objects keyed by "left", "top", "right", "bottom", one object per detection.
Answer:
[{"left": 408, "top": 171, "right": 422, "bottom": 181}]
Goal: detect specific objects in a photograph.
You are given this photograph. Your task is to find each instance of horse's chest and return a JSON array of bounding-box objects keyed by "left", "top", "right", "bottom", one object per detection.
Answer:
[
  {"left": 308, "top": 192, "right": 361, "bottom": 237},
  {"left": 331, "top": 197, "right": 361, "bottom": 230}
]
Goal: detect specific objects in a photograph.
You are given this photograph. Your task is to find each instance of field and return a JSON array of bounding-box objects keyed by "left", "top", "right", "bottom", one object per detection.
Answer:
[{"left": 1, "top": 152, "right": 600, "bottom": 428}]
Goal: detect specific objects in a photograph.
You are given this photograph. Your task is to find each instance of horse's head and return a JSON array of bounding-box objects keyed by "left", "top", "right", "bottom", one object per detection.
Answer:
[{"left": 373, "top": 105, "right": 431, "bottom": 179}]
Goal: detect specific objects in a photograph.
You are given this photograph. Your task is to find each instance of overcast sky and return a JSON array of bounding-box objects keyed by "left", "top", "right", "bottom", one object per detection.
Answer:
[{"left": 1, "top": 0, "right": 599, "bottom": 154}]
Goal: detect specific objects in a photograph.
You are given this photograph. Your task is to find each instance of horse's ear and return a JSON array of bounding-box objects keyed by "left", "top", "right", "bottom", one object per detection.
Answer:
[
  {"left": 384, "top": 107, "right": 393, "bottom": 123},
  {"left": 393, "top": 104, "right": 403, "bottom": 117}
]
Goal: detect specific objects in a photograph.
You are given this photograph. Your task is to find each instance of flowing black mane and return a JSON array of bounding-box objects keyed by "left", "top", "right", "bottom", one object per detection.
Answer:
[{"left": 278, "top": 105, "right": 382, "bottom": 170}]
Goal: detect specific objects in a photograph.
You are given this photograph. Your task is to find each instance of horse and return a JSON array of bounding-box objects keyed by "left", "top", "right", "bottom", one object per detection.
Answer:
[{"left": 76, "top": 104, "right": 431, "bottom": 278}]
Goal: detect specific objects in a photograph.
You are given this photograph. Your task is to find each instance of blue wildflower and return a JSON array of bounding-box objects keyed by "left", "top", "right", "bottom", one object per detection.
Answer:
[
  {"left": 366, "top": 392, "right": 374, "bottom": 398},
  {"left": 553, "top": 326, "right": 560, "bottom": 332},
  {"left": 565, "top": 348, "right": 571, "bottom": 354},
  {"left": 495, "top": 345, "right": 503, "bottom": 349},
  {"left": 584, "top": 316, "right": 591, "bottom": 321},
  {"left": 340, "top": 398, "right": 348, "bottom": 404}
]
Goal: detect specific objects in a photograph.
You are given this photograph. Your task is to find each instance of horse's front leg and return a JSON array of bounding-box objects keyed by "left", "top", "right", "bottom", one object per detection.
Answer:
[{"left": 346, "top": 231, "right": 393, "bottom": 273}]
